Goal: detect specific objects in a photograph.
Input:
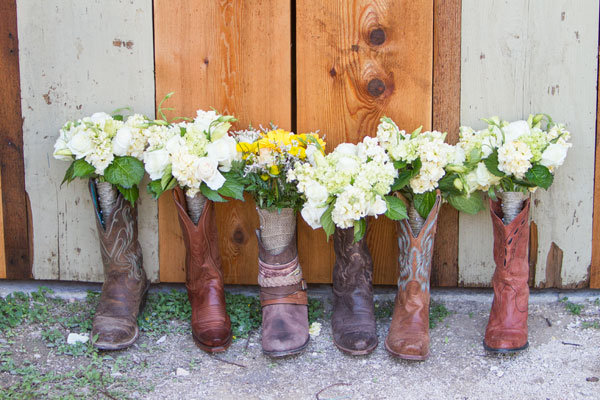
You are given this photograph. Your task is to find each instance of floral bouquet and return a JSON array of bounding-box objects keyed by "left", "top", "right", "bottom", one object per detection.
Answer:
[{"left": 288, "top": 136, "right": 402, "bottom": 242}]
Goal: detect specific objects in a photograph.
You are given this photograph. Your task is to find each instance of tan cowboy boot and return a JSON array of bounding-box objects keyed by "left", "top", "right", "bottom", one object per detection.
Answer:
[
  {"left": 173, "top": 187, "right": 232, "bottom": 353},
  {"left": 484, "top": 197, "right": 530, "bottom": 353},
  {"left": 89, "top": 180, "right": 149, "bottom": 350},
  {"left": 385, "top": 193, "right": 442, "bottom": 360}
]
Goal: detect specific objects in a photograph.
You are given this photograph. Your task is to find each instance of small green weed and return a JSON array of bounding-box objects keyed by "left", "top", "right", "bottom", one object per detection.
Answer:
[
  {"left": 560, "top": 297, "right": 584, "bottom": 315},
  {"left": 226, "top": 293, "right": 261, "bottom": 339},
  {"left": 374, "top": 300, "right": 394, "bottom": 320},
  {"left": 429, "top": 302, "right": 451, "bottom": 329},
  {"left": 308, "top": 298, "right": 323, "bottom": 324},
  {"left": 581, "top": 320, "right": 600, "bottom": 329}
]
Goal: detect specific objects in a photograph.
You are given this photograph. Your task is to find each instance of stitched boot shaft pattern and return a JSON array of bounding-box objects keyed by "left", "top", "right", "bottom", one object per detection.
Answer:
[
  {"left": 484, "top": 198, "right": 530, "bottom": 352},
  {"left": 332, "top": 226, "right": 377, "bottom": 355},
  {"left": 173, "top": 187, "right": 232, "bottom": 353},
  {"left": 385, "top": 193, "right": 441, "bottom": 360},
  {"left": 89, "top": 180, "right": 149, "bottom": 350}
]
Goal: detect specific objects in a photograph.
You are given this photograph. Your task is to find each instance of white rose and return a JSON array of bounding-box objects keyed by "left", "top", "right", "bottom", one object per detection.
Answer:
[
  {"left": 67, "top": 131, "right": 94, "bottom": 159},
  {"left": 540, "top": 142, "right": 569, "bottom": 169},
  {"left": 90, "top": 112, "right": 112, "bottom": 127},
  {"left": 165, "top": 135, "right": 184, "bottom": 154},
  {"left": 475, "top": 162, "right": 501, "bottom": 188},
  {"left": 195, "top": 157, "right": 225, "bottom": 190},
  {"left": 144, "top": 148, "right": 170, "bottom": 180},
  {"left": 206, "top": 136, "right": 238, "bottom": 172},
  {"left": 305, "top": 145, "right": 318, "bottom": 166},
  {"left": 301, "top": 204, "right": 327, "bottom": 229},
  {"left": 210, "top": 122, "right": 232, "bottom": 141},
  {"left": 502, "top": 120, "right": 529, "bottom": 144},
  {"left": 53, "top": 136, "right": 73, "bottom": 161},
  {"left": 335, "top": 143, "right": 357, "bottom": 156},
  {"left": 305, "top": 181, "right": 328, "bottom": 206},
  {"left": 451, "top": 146, "right": 466, "bottom": 165},
  {"left": 366, "top": 195, "right": 387, "bottom": 216},
  {"left": 112, "top": 127, "right": 133, "bottom": 156},
  {"left": 336, "top": 156, "right": 359, "bottom": 174}
]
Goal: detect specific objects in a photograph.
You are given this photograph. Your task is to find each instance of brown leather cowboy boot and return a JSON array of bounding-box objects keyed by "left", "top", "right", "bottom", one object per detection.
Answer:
[
  {"left": 332, "top": 226, "right": 377, "bottom": 355},
  {"left": 484, "top": 198, "right": 530, "bottom": 353},
  {"left": 385, "top": 193, "right": 441, "bottom": 360},
  {"left": 89, "top": 180, "right": 149, "bottom": 350},
  {"left": 173, "top": 187, "right": 232, "bottom": 353},
  {"left": 258, "top": 231, "right": 309, "bottom": 357}
]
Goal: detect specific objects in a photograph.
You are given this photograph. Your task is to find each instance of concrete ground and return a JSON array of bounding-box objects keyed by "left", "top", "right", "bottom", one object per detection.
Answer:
[{"left": 1, "top": 281, "right": 600, "bottom": 400}]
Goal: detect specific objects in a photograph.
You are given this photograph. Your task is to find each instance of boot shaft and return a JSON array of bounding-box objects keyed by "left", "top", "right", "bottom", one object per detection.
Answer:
[{"left": 332, "top": 227, "right": 373, "bottom": 293}]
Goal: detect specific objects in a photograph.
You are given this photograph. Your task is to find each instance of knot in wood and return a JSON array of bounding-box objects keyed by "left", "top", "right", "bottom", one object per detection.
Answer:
[
  {"left": 232, "top": 229, "right": 245, "bottom": 245},
  {"left": 367, "top": 78, "right": 386, "bottom": 97},
  {"left": 369, "top": 28, "right": 386, "bottom": 45}
]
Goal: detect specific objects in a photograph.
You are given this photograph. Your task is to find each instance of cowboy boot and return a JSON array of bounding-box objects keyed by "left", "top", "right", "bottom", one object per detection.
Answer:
[
  {"left": 89, "top": 180, "right": 149, "bottom": 350},
  {"left": 257, "top": 208, "right": 309, "bottom": 357},
  {"left": 385, "top": 193, "right": 441, "bottom": 360},
  {"left": 173, "top": 187, "right": 232, "bottom": 353},
  {"left": 484, "top": 197, "right": 530, "bottom": 353},
  {"left": 332, "top": 226, "right": 377, "bottom": 355}
]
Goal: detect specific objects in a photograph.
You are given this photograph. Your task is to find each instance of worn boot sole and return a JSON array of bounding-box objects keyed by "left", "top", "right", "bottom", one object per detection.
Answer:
[
  {"left": 384, "top": 339, "right": 429, "bottom": 360},
  {"left": 333, "top": 338, "right": 378, "bottom": 356},
  {"left": 263, "top": 336, "right": 310, "bottom": 358},
  {"left": 483, "top": 340, "right": 529, "bottom": 354},
  {"left": 192, "top": 332, "right": 232, "bottom": 353}
]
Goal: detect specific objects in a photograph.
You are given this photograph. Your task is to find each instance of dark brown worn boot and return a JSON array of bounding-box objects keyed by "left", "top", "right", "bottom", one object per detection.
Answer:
[
  {"left": 484, "top": 198, "right": 530, "bottom": 353},
  {"left": 89, "top": 180, "right": 149, "bottom": 350},
  {"left": 332, "top": 226, "right": 377, "bottom": 355},
  {"left": 258, "top": 232, "right": 309, "bottom": 357},
  {"left": 173, "top": 187, "right": 232, "bottom": 353},
  {"left": 385, "top": 194, "right": 441, "bottom": 360}
]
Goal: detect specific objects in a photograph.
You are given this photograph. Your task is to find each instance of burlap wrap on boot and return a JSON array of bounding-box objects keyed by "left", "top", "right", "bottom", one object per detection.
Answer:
[
  {"left": 385, "top": 193, "right": 441, "bottom": 360},
  {"left": 173, "top": 187, "right": 232, "bottom": 353},
  {"left": 89, "top": 180, "right": 149, "bottom": 350},
  {"left": 484, "top": 198, "right": 530, "bottom": 353},
  {"left": 332, "top": 226, "right": 377, "bottom": 355},
  {"left": 256, "top": 208, "right": 309, "bottom": 357}
]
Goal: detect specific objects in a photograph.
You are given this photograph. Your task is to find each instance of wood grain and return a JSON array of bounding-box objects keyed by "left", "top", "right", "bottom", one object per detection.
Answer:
[
  {"left": 431, "top": 0, "right": 461, "bottom": 287},
  {"left": 296, "top": 0, "right": 433, "bottom": 284},
  {"left": 591, "top": 43, "right": 600, "bottom": 289},
  {"left": 0, "top": 0, "right": 31, "bottom": 279},
  {"left": 154, "top": 0, "right": 291, "bottom": 284},
  {"left": 528, "top": 220, "right": 538, "bottom": 287},
  {"left": 0, "top": 173, "right": 5, "bottom": 279}
]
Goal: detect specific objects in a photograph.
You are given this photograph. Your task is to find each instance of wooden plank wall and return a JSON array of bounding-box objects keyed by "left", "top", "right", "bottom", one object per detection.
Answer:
[
  {"left": 593, "top": 45, "right": 600, "bottom": 289},
  {"left": 17, "top": 0, "right": 158, "bottom": 282},
  {"left": 154, "top": 0, "right": 292, "bottom": 284},
  {"left": 0, "top": 0, "right": 31, "bottom": 279},
  {"left": 0, "top": 173, "right": 5, "bottom": 279},
  {"left": 459, "top": 0, "right": 599, "bottom": 288}
]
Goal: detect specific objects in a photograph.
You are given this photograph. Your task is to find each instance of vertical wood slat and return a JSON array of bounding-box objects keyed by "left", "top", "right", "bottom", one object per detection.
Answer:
[
  {"left": 0, "top": 0, "right": 31, "bottom": 279},
  {"left": 591, "top": 42, "right": 600, "bottom": 289},
  {"left": 431, "top": 0, "right": 461, "bottom": 287},
  {"left": 296, "top": 0, "right": 433, "bottom": 284},
  {"left": 0, "top": 173, "right": 5, "bottom": 279},
  {"left": 154, "top": 0, "right": 292, "bottom": 284}
]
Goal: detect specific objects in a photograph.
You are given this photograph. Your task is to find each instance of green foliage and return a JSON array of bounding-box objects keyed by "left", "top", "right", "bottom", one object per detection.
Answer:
[
  {"left": 116, "top": 185, "right": 139, "bottom": 206},
  {"left": 560, "top": 296, "right": 584, "bottom": 316},
  {"left": 320, "top": 204, "right": 335, "bottom": 240},
  {"left": 413, "top": 190, "right": 437, "bottom": 219},
  {"left": 525, "top": 164, "right": 554, "bottom": 189},
  {"left": 104, "top": 156, "right": 145, "bottom": 189},
  {"left": 225, "top": 294, "right": 262, "bottom": 339},
  {"left": 447, "top": 192, "right": 485, "bottom": 215},
  {"left": 391, "top": 158, "right": 422, "bottom": 192},
  {"left": 353, "top": 218, "right": 367, "bottom": 243},
  {"left": 200, "top": 183, "right": 226, "bottom": 202},
  {"left": 307, "top": 298, "right": 323, "bottom": 324},
  {"left": 429, "top": 302, "right": 451, "bottom": 329},
  {"left": 241, "top": 170, "right": 303, "bottom": 211},
  {"left": 374, "top": 300, "right": 394, "bottom": 320},
  {"left": 483, "top": 149, "right": 505, "bottom": 177},
  {"left": 384, "top": 195, "right": 408, "bottom": 221},
  {"left": 61, "top": 159, "right": 96, "bottom": 186}
]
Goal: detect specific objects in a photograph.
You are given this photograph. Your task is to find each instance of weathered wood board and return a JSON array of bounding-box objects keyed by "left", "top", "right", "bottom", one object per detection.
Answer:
[
  {"left": 17, "top": 0, "right": 158, "bottom": 282},
  {"left": 296, "top": 0, "right": 433, "bottom": 284},
  {"left": 459, "top": 0, "right": 599, "bottom": 287},
  {"left": 154, "top": 0, "right": 292, "bottom": 284},
  {"left": 0, "top": 173, "right": 5, "bottom": 279},
  {"left": 592, "top": 49, "right": 600, "bottom": 289}
]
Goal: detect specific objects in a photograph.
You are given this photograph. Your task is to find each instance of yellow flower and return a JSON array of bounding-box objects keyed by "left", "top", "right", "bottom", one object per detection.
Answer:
[
  {"left": 289, "top": 146, "right": 306, "bottom": 159},
  {"left": 260, "top": 173, "right": 270, "bottom": 181},
  {"left": 265, "top": 129, "right": 293, "bottom": 147},
  {"left": 237, "top": 141, "right": 258, "bottom": 155},
  {"left": 269, "top": 165, "right": 280, "bottom": 175}
]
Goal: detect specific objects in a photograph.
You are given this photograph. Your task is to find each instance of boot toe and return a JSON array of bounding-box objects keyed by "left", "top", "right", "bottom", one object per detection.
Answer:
[
  {"left": 193, "top": 325, "right": 232, "bottom": 348},
  {"left": 92, "top": 322, "right": 137, "bottom": 350},
  {"left": 386, "top": 336, "right": 429, "bottom": 359},
  {"left": 335, "top": 331, "right": 378, "bottom": 353},
  {"left": 484, "top": 329, "right": 527, "bottom": 351},
  {"left": 262, "top": 327, "right": 309, "bottom": 354}
]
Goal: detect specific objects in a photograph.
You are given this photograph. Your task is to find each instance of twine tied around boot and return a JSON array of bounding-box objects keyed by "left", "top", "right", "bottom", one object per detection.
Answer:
[
  {"left": 96, "top": 180, "right": 118, "bottom": 218},
  {"left": 186, "top": 192, "right": 207, "bottom": 225},
  {"left": 257, "top": 207, "right": 296, "bottom": 255},
  {"left": 501, "top": 191, "right": 525, "bottom": 225},
  {"left": 408, "top": 203, "right": 425, "bottom": 236}
]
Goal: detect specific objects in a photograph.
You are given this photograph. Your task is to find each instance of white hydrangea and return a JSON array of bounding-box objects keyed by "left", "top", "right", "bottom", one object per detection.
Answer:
[{"left": 497, "top": 140, "right": 533, "bottom": 179}]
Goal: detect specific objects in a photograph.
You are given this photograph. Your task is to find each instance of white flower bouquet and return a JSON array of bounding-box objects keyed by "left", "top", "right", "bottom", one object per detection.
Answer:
[
  {"left": 54, "top": 110, "right": 150, "bottom": 204},
  {"left": 452, "top": 114, "right": 571, "bottom": 198},
  {"left": 288, "top": 136, "right": 405, "bottom": 242},
  {"left": 143, "top": 107, "right": 244, "bottom": 202}
]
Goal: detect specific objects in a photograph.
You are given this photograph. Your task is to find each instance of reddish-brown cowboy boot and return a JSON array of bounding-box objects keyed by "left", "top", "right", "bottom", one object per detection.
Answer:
[
  {"left": 484, "top": 198, "right": 530, "bottom": 353},
  {"left": 332, "top": 227, "right": 377, "bottom": 355},
  {"left": 89, "top": 180, "right": 149, "bottom": 350},
  {"left": 173, "top": 187, "right": 232, "bottom": 353},
  {"left": 258, "top": 232, "right": 309, "bottom": 357},
  {"left": 385, "top": 193, "right": 441, "bottom": 360}
]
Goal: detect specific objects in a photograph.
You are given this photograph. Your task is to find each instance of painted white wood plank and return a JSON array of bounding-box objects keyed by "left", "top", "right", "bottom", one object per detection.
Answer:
[
  {"left": 17, "top": 0, "right": 159, "bottom": 282},
  {"left": 460, "top": 0, "right": 599, "bottom": 287}
]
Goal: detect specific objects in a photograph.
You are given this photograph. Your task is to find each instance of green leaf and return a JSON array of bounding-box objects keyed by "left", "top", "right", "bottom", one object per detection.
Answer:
[
  {"left": 164, "top": 177, "right": 177, "bottom": 191},
  {"left": 147, "top": 180, "right": 164, "bottom": 199},
  {"left": 488, "top": 187, "right": 498, "bottom": 202},
  {"left": 438, "top": 173, "right": 461, "bottom": 195},
  {"left": 525, "top": 164, "right": 554, "bottom": 189},
  {"left": 384, "top": 195, "right": 408, "bottom": 221},
  {"left": 218, "top": 178, "right": 245, "bottom": 201},
  {"left": 353, "top": 218, "right": 366, "bottom": 243},
  {"left": 391, "top": 158, "right": 422, "bottom": 191},
  {"left": 104, "top": 156, "right": 145, "bottom": 188},
  {"left": 483, "top": 149, "right": 505, "bottom": 177},
  {"left": 447, "top": 193, "right": 484, "bottom": 214},
  {"left": 112, "top": 114, "right": 124, "bottom": 121},
  {"left": 413, "top": 191, "right": 437, "bottom": 219},
  {"left": 116, "top": 185, "right": 139, "bottom": 206},
  {"left": 200, "top": 183, "right": 225, "bottom": 202},
  {"left": 61, "top": 162, "right": 75, "bottom": 186},
  {"left": 72, "top": 159, "right": 95, "bottom": 179},
  {"left": 320, "top": 204, "right": 335, "bottom": 240},
  {"left": 160, "top": 166, "right": 173, "bottom": 190},
  {"left": 393, "top": 160, "right": 407, "bottom": 170}
]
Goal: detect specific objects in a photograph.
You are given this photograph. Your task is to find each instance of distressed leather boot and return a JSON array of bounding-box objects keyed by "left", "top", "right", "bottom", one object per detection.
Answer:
[
  {"left": 89, "top": 180, "right": 149, "bottom": 350},
  {"left": 258, "top": 231, "right": 309, "bottom": 357},
  {"left": 484, "top": 198, "right": 530, "bottom": 353},
  {"left": 385, "top": 193, "right": 441, "bottom": 360},
  {"left": 173, "top": 187, "right": 232, "bottom": 353},
  {"left": 332, "top": 227, "right": 377, "bottom": 355}
]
